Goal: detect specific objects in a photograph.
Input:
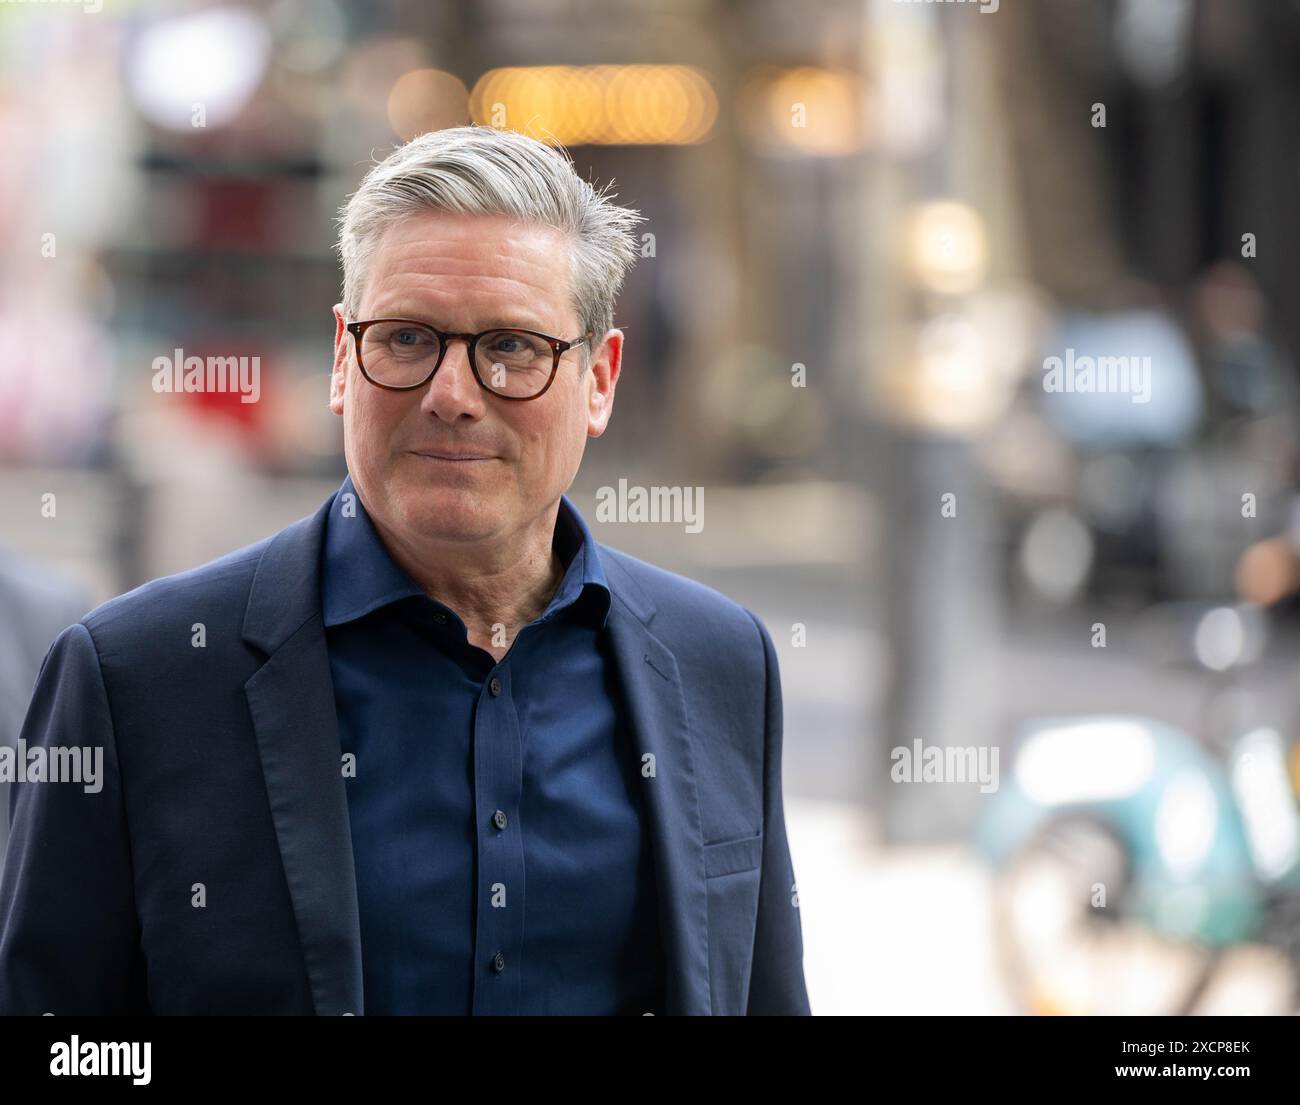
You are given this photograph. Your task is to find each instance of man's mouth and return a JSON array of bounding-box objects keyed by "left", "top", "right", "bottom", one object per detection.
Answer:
[{"left": 409, "top": 449, "right": 497, "bottom": 463}]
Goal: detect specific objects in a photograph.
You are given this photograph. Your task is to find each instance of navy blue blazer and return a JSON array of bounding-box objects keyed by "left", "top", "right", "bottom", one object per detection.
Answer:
[{"left": 0, "top": 486, "right": 811, "bottom": 1016}]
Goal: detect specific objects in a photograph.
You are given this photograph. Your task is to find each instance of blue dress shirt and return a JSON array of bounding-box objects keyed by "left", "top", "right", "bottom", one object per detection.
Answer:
[{"left": 320, "top": 474, "right": 664, "bottom": 1015}]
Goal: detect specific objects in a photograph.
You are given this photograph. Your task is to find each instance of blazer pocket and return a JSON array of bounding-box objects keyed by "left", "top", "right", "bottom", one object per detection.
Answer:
[{"left": 703, "top": 831, "right": 763, "bottom": 878}]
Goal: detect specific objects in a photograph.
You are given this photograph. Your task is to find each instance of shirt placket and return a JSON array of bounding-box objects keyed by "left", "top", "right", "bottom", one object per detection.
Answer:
[{"left": 471, "top": 663, "right": 526, "bottom": 1014}]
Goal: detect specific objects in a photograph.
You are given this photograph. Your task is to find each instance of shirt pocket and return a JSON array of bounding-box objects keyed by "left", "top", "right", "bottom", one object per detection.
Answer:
[{"left": 703, "top": 830, "right": 763, "bottom": 878}]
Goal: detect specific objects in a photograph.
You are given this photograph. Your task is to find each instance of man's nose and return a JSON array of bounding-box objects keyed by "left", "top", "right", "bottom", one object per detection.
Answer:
[{"left": 421, "top": 336, "right": 485, "bottom": 417}]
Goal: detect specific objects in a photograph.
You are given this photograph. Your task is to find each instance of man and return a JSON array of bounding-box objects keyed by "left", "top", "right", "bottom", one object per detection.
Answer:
[{"left": 0, "top": 125, "right": 811, "bottom": 1015}]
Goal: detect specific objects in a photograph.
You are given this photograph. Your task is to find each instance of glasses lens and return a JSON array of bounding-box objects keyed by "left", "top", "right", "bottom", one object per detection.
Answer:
[
  {"left": 476, "top": 330, "right": 555, "bottom": 397},
  {"left": 359, "top": 321, "right": 441, "bottom": 387}
]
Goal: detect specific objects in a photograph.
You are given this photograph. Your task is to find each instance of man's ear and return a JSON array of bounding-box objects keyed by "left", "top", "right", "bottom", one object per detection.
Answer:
[
  {"left": 329, "top": 305, "right": 348, "bottom": 416},
  {"left": 586, "top": 328, "right": 623, "bottom": 438}
]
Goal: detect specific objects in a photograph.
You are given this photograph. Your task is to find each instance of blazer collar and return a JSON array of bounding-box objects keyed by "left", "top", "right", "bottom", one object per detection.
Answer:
[{"left": 240, "top": 484, "right": 709, "bottom": 1015}]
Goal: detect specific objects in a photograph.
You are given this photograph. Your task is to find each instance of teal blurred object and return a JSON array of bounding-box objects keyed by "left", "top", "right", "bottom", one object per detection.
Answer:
[{"left": 975, "top": 714, "right": 1300, "bottom": 946}]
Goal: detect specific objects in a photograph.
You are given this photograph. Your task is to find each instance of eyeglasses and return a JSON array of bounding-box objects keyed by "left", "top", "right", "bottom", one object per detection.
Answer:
[{"left": 345, "top": 318, "right": 594, "bottom": 401}]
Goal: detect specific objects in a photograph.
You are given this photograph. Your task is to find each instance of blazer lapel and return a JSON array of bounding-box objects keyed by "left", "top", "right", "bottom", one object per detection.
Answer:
[
  {"left": 603, "top": 554, "right": 711, "bottom": 1015},
  {"left": 242, "top": 495, "right": 364, "bottom": 1016}
]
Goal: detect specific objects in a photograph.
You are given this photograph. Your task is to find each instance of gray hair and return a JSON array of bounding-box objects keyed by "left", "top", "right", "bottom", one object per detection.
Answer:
[{"left": 336, "top": 125, "right": 645, "bottom": 366}]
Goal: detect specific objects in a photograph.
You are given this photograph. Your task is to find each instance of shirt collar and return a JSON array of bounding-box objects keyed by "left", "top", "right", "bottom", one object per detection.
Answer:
[{"left": 321, "top": 472, "right": 610, "bottom": 630}]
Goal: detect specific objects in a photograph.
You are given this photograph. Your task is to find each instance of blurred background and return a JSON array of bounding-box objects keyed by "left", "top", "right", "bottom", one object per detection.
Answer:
[{"left": 3, "top": 0, "right": 1300, "bottom": 1015}]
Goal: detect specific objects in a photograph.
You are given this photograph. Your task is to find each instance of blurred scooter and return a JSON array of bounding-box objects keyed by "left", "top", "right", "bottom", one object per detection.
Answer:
[{"left": 976, "top": 597, "right": 1300, "bottom": 1015}]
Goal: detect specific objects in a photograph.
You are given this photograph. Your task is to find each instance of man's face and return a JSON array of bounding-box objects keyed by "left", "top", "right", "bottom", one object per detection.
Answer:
[{"left": 330, "top": 211, "right": 621, "bottom": 550}]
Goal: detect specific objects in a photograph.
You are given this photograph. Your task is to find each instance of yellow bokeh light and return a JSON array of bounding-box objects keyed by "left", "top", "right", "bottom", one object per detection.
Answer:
[
  {"left": 739, "top": 65, "right": 867, "bottom": 156},
  {"left": 469, "top": 65, "right": 716, "bottom": 145},
  {"left": 902, "top": 200, "right": 989, "bottom": 295}
]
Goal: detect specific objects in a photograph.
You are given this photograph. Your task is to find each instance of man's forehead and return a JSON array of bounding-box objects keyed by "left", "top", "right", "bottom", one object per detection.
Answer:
[
  {"left": 362, "top": 213, "right": 573, "bottom": 326},
  {"left": 368, "top": 217, "right": 567, "bottom": 284}
]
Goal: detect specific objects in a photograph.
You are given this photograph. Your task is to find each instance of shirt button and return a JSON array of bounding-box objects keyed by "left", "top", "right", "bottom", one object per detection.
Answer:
[
  {"left": 493, "top": 809, "right": 508, "bottom": 830},
  {"left": 489, "top": 677, "right": 502, "bottom": 696},
  {"left": 491, "top": 951, "right": 506, "bottom": 973}
]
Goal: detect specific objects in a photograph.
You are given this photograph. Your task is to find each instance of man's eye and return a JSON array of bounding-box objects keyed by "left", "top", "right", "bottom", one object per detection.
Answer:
[{"left": 393, "top": 329, "right": 430, "bottom": 346}]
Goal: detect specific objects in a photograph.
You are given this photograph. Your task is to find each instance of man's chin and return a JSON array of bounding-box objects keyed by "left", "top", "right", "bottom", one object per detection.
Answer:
[{"left": 395, "top": 485, "right": 505, "bottom": 542}]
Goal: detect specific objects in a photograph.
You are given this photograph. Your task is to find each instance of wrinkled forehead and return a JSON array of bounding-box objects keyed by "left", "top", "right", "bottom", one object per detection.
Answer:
[{"left": 360, "top": 210, "right": 575, "bottom": 329}]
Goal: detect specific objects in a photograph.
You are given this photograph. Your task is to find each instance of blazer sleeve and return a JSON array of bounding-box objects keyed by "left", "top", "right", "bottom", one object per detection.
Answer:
[
  {"left": 743, "top": 609, "right": 812, "bottom": 1015},
  {"left": 0, "top": 622, "right": 147, "bottom": 1014}
]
